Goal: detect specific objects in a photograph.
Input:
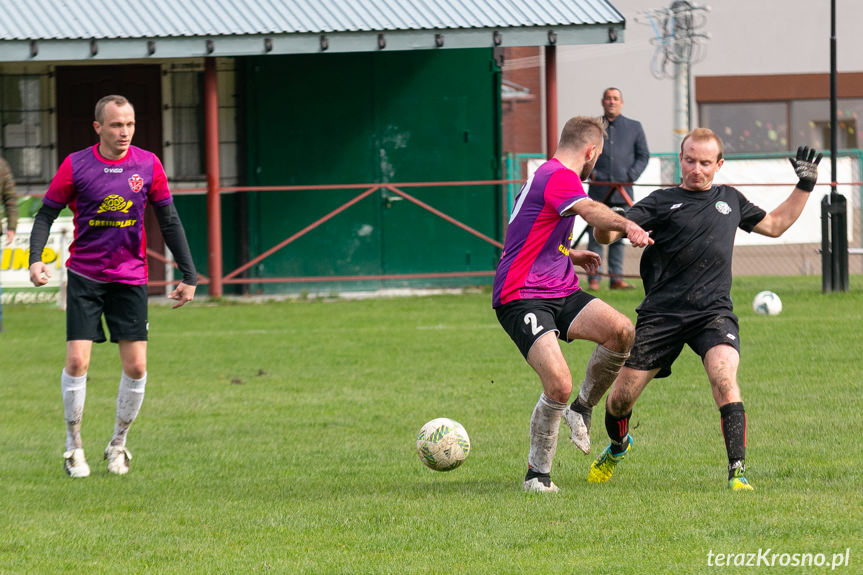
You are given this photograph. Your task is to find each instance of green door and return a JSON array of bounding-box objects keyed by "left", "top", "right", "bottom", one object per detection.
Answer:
[{"left": 243, "top": 49, "right": 501, "bottom": 293}]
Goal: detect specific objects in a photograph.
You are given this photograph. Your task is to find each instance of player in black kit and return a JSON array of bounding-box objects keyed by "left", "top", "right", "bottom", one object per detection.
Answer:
[{"left": 578, "top": 128, "right": 821, "bottom": 491}]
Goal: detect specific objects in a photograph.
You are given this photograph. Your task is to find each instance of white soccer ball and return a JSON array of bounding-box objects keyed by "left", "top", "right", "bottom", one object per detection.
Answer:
[
  {"left": 416, "top": 418, "right": 471, "bottom": 472},
  {"left": 753, "top": 290, "right": 782, "bottom": 315}
]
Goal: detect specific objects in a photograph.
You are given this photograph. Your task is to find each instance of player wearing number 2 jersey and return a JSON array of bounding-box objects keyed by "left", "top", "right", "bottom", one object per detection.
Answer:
[
  {"left": 492, "top": 116, "right": 652, "bottom": 493},
  {"left": 492, "top": 158, "right": 590, "bottom": 307},
  {"left": 28, "top": 95, "right": 197, "bottom": 478}
]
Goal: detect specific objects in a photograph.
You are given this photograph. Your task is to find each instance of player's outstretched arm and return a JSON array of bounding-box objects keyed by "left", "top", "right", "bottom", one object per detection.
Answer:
[
  {"left": 573, "top": 199, "right": 653, "bottom": 247},
  {"left": 754, "top": 146, "right": 821, "bottom": 237}
]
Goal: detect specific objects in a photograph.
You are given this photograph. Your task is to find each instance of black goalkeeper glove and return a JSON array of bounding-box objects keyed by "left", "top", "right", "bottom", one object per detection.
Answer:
[{"left": 789, "top": 146, "right": 822, "bottom": 192}]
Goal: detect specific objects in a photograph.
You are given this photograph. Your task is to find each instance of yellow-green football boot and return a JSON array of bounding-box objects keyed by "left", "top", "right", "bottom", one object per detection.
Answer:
[
  {"left": 587, "top": 435, "right": 631, "bottom": 483},
  {"left": 728, "top": 462, "right": 754, "bottom": 491}
]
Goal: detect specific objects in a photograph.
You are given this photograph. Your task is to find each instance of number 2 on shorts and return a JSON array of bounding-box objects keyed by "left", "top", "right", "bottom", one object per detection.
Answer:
[{"left": 523, "top": 312, "right": 543, "bottom": 335}]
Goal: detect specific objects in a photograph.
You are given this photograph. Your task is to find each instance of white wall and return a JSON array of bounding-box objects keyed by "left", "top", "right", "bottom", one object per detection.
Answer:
[{"left": 558, "top": 0, "right": 863, "bottom": 154}]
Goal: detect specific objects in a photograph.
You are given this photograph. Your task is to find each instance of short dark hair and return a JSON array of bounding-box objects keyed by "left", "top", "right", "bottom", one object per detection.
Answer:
[
  {"left": 603, "top": 87, "right": 623, "bottom": 99},
  {"left": 558, "top": 116, "right": 607, "bottom": 152},
  {"left": 94, "top": 95, "right": 132, "bottom": 123}
]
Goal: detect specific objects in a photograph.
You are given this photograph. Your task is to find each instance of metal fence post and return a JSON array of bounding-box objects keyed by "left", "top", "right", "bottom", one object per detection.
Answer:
[
  {"left": 821, "top": 195, "right": 831, "bottom": 293},
  {"left": 832, "top": 193, "right": 849, "bottom": 291}
]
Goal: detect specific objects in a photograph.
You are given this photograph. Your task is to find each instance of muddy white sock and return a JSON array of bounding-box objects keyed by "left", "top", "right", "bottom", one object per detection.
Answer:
[
  {"left": 577, "top": 345, "right": 629, "bottom": 407},
  {"left": 61, "top": 369, "right": 87, "bottom": 451},
  {"left": 111, "top": 372, "right": 147, "bottom": 447},
  {"left": 527, "top": 393, "right": 567, "bottom": 475}
]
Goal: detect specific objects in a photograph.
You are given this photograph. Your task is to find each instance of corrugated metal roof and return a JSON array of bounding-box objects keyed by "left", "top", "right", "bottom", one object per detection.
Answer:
[
  {"left": 0, "top": 0, "right": 623, "bottom": 39},
  {"left": 0, "top": 0, "right": 625, "bottom": 62}
]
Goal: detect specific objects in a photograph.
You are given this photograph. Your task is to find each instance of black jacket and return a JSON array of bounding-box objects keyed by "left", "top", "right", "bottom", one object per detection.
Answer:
[{"left": 589, "top": 114, "right": 650, "bottom": 206}]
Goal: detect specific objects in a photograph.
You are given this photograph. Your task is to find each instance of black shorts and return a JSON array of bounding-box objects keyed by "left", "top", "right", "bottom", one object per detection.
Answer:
[
  {"left": 495, "top": 290, "right": 597, "bottom": 359},
  {"left": 66, "top": 271, "right": 149, "bottom": 343},
  {"left": 626, "top": 311, "right": 741, "bottom": 378}
]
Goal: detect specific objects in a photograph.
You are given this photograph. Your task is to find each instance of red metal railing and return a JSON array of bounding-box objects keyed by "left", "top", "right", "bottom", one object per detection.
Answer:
[
  {"left": 27, "top": 177, "right": 859, "bottom": 292},
  {"left": 148, "top": 179, "right": 518, "bottom": 291}
]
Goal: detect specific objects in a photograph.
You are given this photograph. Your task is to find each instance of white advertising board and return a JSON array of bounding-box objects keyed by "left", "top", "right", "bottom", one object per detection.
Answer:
[{"left": 1, "top": 217, "right": 73, "bottom": 304}]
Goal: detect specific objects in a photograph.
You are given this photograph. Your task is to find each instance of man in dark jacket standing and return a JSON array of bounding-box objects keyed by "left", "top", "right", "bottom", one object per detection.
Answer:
[
  {"left": 586, "top": 88, "right": 650, "bottom": 290},
  {"left": 0, "top": 155, "right": 19, "bottom": 333}
]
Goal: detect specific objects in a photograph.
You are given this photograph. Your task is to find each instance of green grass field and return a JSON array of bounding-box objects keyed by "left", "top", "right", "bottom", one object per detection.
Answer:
[{"left": 1, "top": 276, "right": 861, "bottom": 574}]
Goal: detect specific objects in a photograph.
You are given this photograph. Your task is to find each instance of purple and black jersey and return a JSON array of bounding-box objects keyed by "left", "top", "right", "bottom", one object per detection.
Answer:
[
  {"left": 492, "top": 159, "right": 589, "bottom": 307},
  {"left": 42, "top": 144, "right": 173, "bottom": 285}
]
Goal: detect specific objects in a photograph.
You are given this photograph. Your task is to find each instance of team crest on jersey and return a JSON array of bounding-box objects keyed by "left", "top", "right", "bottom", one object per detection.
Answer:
[
  {"left": 714, "top": 201, "right": 732, "bottom": 215},
  {"left": 128, "top": 174, "right": 144, "bottom": 193}
]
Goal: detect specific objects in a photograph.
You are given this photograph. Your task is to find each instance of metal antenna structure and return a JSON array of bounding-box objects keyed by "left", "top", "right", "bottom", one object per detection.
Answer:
[{"left": 636, "top": 1, "right": 710, "bottom": 149}]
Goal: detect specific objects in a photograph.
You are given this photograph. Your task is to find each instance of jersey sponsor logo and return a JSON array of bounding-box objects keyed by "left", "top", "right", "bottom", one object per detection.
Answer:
[
  {"left": 97, "top": 194, "right": 133, "bottom": 214},
  {"left": 715, "top": 201, "right": 732, "bottom": 215},
  {"left": 557, "top": 230, "right": 572, "bottom": 256},
  {"left": 104, "top": 167, "right": 124, "bottom": 173},
  {"left": 128, "top": 174, "right": 144, "bottom": 193},
  {"left": 89, "top": 219, "right": 137, "bottom": 228}
]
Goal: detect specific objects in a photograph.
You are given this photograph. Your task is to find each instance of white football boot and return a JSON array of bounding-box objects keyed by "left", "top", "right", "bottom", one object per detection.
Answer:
[
  {"left": 104, "top": 444, "right": 132, "bottom": 475},
  {"left": 63, "top": 448, "right": 90, "bottom": 478},
  {"left": 522, "top": 476, "right": 560, "bottom": 493},
  {"left": 562, "top": 405, "right": 592, "bottom": 454}
]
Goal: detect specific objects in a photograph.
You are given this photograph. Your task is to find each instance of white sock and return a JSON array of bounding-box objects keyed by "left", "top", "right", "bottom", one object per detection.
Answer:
[
  {"left": 528, "top": 393, "right": 567, "bottom": 475},
  {"left": 577, "top": 345, "right": 629, "bottom": 407},
  {"left": 111, "top": 372, "right": 147, "bottom": 447},
  {"left": 61, "top": 369, "right": 87, "bottom": 451}
]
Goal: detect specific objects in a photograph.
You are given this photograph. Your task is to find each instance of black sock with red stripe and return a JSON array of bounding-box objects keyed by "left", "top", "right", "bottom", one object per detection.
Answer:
[
  {"left": 605, "top": 409, "right": 631, "bottom": 454},
  {"left": 720, "top": 402, "right": 747, "bottom": 479}
]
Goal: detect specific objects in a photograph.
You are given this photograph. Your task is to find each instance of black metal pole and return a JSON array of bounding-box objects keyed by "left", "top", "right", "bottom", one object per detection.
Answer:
[
  {"left": 822, "top": 0, "right": 837, "bottom": 292},
  {"left": 830, "top": 0, "right": 837, "bottom": 193},
  {"left": 821, "top": 197, "right": 831, "bottom": 294},
  {"left": 826, "top": 0, "right": 850, "bottom": 292},
  {"left": 837, "top": 196, "right": 849, "bottom": 291}
]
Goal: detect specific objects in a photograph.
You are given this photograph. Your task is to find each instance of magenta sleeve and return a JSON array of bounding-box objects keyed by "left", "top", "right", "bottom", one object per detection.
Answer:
[
  {"left": 545, "top": 169, "right": 588, "bottom": 215},
  {"left": 148, "top": 155, "right": 173, "bottom": 206},
  {"left": 43, "top": 156, "right": 75, "bottom": 208}
]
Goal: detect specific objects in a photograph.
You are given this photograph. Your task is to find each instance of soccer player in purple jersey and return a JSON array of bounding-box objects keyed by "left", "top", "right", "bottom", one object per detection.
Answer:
[
  {"left": 493, "top": 116, "right": 653, "bottom": 492},
  {"left": 588, "top": 129, "right": 821, "bottom": 491},
  {"left": 28, "top": 95, "right": 198, "bottom": 478}
]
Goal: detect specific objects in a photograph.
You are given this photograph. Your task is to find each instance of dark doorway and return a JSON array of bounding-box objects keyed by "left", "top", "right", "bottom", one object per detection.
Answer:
[{"left": 55, "top": 65, "right": 166, "bottom": 294}]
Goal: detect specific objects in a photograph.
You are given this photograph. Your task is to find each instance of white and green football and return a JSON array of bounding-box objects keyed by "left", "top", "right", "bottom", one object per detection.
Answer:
[
  {"left": 416, "top": 418, "right": 471, "bottom": 472},
  {"left": 753, "top": 290, "right": 782, "bottom": 316}
]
